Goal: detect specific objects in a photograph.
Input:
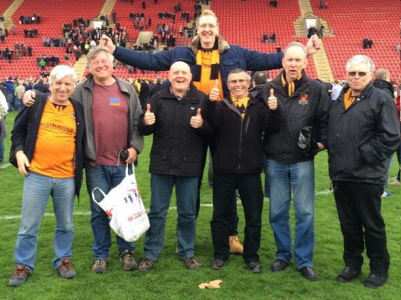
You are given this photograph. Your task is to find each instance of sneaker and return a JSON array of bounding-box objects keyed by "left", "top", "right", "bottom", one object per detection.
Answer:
[
  {"left": 92, "top": 259, "right": 107, "bottom": 274},
  {"left": 57, "top": 257, "right": 76, "bottom": 279},
  {"left": 364, "top": 273, "right": 388, "bottom": 288},
  {"left": 9, "top": 265, "right": 30, "bottom": 287},
  {"left": 248, "top": 262, "right": 262, "bottom": 273},
  {"left": 183, "top": 257, "right": 201, "bottom": 269},
  {"left": 138, "top": 258, "right": 154, "bottom": 272},
  {"left": 229, "top": 236, "right": 243, "bottom": 254},
  {"left": 389, "top": 179, "right": 400, "bottom": 185},
  {"left": 120, "top": 250, "right": 138, "bottom": 271},
  {"left": 381, "top": 191, "right": 393, "bottom": 197},
  {"left": 336, "top": 267, "right": 361, "bottom": 282}
]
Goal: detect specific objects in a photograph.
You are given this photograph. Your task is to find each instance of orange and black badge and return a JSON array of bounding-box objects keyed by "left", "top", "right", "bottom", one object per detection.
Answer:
[{"left": 299, "top": 93, "right": 309, "bottom": 105}]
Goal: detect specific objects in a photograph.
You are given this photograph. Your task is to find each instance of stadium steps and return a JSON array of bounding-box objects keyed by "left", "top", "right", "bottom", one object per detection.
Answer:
[
  {"left": 296, "top": 0, "right": 334, "bottom": 81},
  {"left": 73, "top": 55, "right": 88, "bottom": 80},
  {"left": 2, "top": 0, "right": 24, "bottom": 29},
  {"left": 99, "top": 0, "right": 116, "bottom": 17},
  {"left": 312, "top": 42, "right": 334, "bottom": 82}
]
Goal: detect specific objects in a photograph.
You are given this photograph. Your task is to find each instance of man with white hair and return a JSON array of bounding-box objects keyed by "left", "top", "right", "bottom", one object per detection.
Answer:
[
  {"left": 137, "top": 61, "right": 212, "bottom": 271},
  {"left": 23, "top": 47, "right": 144, "bottom": 274},
  {"left": 9, "top": 65, "right": 85, "bottom": 286},
  {"left": 328, "top": 55, "right": 399, "bottom": 288}
]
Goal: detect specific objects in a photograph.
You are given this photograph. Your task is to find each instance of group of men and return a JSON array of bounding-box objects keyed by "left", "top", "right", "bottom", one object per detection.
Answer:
[{"left": 7, "top": 9, "right": 399, "bottom": 291}]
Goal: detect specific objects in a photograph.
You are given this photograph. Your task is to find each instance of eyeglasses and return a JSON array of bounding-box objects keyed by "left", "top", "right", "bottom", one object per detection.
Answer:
[
  {"left": 229, "top": 79, "right": 248, "bottom": 84},
  {"left": 198, "top": 23, "right": 217, "bottom": 29},
  {"left": 348, "top": 71, "right": 367, "bottom": 77}
]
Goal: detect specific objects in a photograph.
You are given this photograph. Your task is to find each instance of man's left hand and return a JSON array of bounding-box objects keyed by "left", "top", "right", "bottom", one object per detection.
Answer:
[
  {"left": 126, "top": 147, "right": 138, "bottom": 164},
  {"left": 305, "top": 35, "right": 321, "bottom": 56}
]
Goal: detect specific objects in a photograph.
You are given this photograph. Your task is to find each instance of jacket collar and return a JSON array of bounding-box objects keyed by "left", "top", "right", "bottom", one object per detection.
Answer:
[
  {"left": 159, "top": 83, "right": 202, "bottom": 100},
  {"left": 82, "top": 74, "right": 130, "bottom": 94},
  {"left": 271, "top": 70, "right": 310, "bottom": 95},
  {"left": 340, "top": 82, "right": 374, "bottom": 100},
  {"left": 189, "top": 35, "right": 230, "bottom": 54}
]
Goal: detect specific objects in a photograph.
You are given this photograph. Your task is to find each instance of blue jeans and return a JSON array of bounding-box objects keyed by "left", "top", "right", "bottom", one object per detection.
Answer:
[
  {"left": 265, "top": 158, "right": 315, "bottom": 268},
  {"left": 6, "top": 93, "right": 14, "bottom": 112},
  {"left": 85, "top": 165, "right": 134, "bottom": 259},
  {"left": 144, "top": 174, "right": 198, "bottom": 260},
  {"left": 14, "top": 97, "right": 22, "bottom": 111},
  {"left": 14, "top": 172, "right": 75, "bottom": 271}
]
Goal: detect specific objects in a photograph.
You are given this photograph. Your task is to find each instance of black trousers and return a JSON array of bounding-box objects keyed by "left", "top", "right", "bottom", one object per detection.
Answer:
[
  {"left": 196, "top": 148, "right": 239, "bottom": 235},
  {"left": 333, "top": 181, "right": 390, "bottom": 276},
  {"left": 211, "top": 173, "right": 263, "bottom": 263}
]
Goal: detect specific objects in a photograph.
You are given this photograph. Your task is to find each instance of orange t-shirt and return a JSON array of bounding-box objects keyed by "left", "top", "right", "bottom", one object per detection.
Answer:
[{"left": 30, "top": 101, "right": 76, "bottom": 178}]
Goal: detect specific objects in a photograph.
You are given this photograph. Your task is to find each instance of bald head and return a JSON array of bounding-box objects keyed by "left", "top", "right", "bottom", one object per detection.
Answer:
[
  {"left": 168, "top": 61, "right": 192, "bottom": 96},
  {"left": 375, "top": 68, "right": 390, "bottom": 82},
  {"left": 170, "top": 61, "right": 191, "bottom": 74}
]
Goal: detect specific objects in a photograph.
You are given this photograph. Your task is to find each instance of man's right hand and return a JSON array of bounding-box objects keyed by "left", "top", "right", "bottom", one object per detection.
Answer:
[
  {"left": 23, "top": 90, "right": 36, "bottom": 107},
  {"left": 209, "top": 79, "right": 220, "bottom": 102},
  {"left": 15, "top": 150, "right": 30, "bottom": 177},
  {"left": 99, "top": 35, "right": 116, "bottom": 54},
  {"left": 144, "top": 104, "right": 156, "bottom": 125}
]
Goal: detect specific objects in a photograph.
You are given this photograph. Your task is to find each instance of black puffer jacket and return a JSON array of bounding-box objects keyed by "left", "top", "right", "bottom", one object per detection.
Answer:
[
  {"left": 138, "top": 84, "right": 212, "bottom": 176},
  {"left": 328, "top": 83, "right": 400, "bottom": 184}
]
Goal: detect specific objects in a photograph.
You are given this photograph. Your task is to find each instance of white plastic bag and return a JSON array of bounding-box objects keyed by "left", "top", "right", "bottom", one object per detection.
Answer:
[{"left": 92, "top": 165, "right": 149, "bottom": 242}]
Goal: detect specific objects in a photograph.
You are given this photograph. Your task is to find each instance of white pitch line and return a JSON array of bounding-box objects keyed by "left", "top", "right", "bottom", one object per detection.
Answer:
[
  {"left": 0, "top": 192, "right": 336, "bottom": 221},
  {"left": 0, "top": 163, "right": 12, "bottom": 170}
]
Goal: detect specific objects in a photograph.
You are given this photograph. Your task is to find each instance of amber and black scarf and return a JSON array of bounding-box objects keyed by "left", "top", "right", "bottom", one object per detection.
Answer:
[
  {"left": 280, "top": 71, "right": 304, "bottom": 96},
  {"left": 193, "top": 39, "right": 220, "bottom": 82}
]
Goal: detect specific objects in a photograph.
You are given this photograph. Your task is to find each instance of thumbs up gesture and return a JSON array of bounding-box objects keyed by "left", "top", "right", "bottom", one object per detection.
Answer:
[
  {"left": 190, "top": 108, "right": 203, "bottom": 128},
  {"left": 209, "top": 80, "right": 220, "bottom": 102},
  {"left": 144, "top": 103, "right": 156, "bottom": 125},
  {"left": 268, "top": 88, "right": 278, "bottom": 110}
]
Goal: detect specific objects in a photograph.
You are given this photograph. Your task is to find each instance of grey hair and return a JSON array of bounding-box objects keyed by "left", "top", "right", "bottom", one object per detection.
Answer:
[
  {"left": 228, "top": 68, "right": 251, "bottom": 81},
  {"left": 87, "top": 46, "right": 114, "bottom": 65},
  {"left": 48, "top": 65, "right": 77, "bottom": 86},
  {"left": 346, "top": 55, "right": 375, "bottom": 72},
  {"left": 283, "top": 42, "right": 307, "bottom": 58}
]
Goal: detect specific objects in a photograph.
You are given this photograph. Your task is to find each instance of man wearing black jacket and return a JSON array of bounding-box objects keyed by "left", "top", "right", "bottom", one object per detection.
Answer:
[
  {"left": 328, "top": 55, "right": 399, "bottom": 288},
  {"left": 137, "top": 62, "right": 212, "bottom": 271},
  {"left": 263, "top": 42, "right": 330, "bottom": 281},
  {"left": 208, "top": 68, "right": 279, "bottom": 273}
]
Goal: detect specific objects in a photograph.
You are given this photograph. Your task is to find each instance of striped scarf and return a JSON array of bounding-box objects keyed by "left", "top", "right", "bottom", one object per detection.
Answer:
[{"left": 281, "top": 71, "right": 303, "bottom": 96}]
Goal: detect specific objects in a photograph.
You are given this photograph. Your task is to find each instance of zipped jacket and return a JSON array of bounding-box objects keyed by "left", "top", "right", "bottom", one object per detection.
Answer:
[
  {"left": 328, "top": 83, "right": 400, "bottom": 184},
  {"left": 113, "top": 35, "right": 283, "bottom": 97},
  {"left": 208, "top": 94, "right": 280, "bottom": 174},
  {"left": 138, "top": 84, "right": 212, "bottom": 176},
  {"left": 262, "top": 71, "right": 330, "bottom": 164},
  {"left": 71, "top": 74, "right": 143, "bottom": 163}
]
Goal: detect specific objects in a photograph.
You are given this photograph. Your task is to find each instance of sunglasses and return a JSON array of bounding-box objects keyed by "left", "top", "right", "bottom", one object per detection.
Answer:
[{"left": 348, "top": 71, "right": 367, "bottom": 77}]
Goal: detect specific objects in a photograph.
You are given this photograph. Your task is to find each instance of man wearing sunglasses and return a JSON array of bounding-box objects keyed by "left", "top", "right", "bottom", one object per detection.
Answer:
[{"left": 327, "top": 55, "right": 399, "bottom": 288}]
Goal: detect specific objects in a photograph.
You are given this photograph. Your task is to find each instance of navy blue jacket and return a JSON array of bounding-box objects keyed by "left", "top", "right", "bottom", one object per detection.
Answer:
[
  {"left": 113, "top": 35, "right": 284, "bottom": 97},
  {"left": 10, "top": 93, "right": 85, "bottom": 197}
]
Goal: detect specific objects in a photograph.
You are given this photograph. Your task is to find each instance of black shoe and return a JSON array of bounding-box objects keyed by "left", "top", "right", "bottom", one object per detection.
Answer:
[
  {"left": 337, "top": 267, "right": 361, "bottom": 282},
  {"left": 211, "top": 259, "right": 225, "bottom": 270},
  {"left": 363, "top": 273, "right": 388, "bottom": 288},
  {"left": 271, "top": 259, "right": 289, "bottom": 272},
  {"left": 299, "top": 266, "right": 318, "bottom": 281},
  {"left": 248, "top": 262, "right": 262, "bottom": 273}
]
